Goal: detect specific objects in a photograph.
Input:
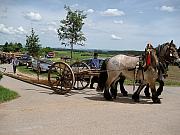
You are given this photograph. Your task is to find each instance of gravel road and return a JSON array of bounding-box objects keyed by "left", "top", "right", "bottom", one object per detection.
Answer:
[{"left": 0, "top": 64, "right": 180, "bottom": 135}]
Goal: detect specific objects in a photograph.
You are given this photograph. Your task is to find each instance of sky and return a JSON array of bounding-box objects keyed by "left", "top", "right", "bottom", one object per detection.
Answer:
[{"left": 0, "top": 0, "right": 180, "bottom": 50}]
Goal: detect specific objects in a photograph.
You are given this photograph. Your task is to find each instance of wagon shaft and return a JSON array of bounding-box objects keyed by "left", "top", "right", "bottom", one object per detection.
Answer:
[{"left": 3, "top": 72, "right": 49, "bottom": 86}]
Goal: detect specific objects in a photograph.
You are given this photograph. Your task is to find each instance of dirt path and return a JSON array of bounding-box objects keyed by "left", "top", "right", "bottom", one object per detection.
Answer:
[{"left": 0, "top": 64, "right": 180, "bottom": 135}]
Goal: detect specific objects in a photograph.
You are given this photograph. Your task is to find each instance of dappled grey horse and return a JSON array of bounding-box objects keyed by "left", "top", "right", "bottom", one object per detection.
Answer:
[{"left": 97, "top": 46, "right": 161, "bottom": 103}]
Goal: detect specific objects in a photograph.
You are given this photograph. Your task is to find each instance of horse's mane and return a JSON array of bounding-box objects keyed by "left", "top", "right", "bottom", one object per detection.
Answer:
[
  {"left": 156, "top": 42, "right": 170, "bottom": 58},
  {"left": 157, "top": 42, "right": 177, "bottom": 51}
]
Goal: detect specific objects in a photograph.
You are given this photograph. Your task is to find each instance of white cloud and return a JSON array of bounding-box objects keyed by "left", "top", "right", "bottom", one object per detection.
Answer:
[
  {"left": 48, "top": 26, "right": 57, "bottom": 33},
  {"left": 137, "top": 10, "right": 144, "bottom": 14},
  {"left": 101, "top": 9, "right": 125, "bottom": 16},
  {"left": 41, "top": 26, "right": 57, "bottom": 34},
  {"left": 17, "top": 26, "right": 27, "bottom": 34},
  {"left": 113, "top": 20, "right": 123, "bottom": 24},
  {"left": 47, "top": 21, "right": 58, "bottom": 26},
  {"left": 160, "top": 6, "right": 174, "bottom": 12},
  {"left": 70, "top": 4, "right": 79, "bottom": 8},
  {"left": 24, "top": 12, "right": 42, "bottom": 21},
  {"left": 111, "top": 34, "right": 122, "bottom": 40},
  {"left": 0, "top": 24, "right": 27, "bottom": 35},
  {"left": 0, "top": 24, "right": 14, "bottom": 34},
  {"left": 86, "top": 9, "right": 94, "bottom": 13}
]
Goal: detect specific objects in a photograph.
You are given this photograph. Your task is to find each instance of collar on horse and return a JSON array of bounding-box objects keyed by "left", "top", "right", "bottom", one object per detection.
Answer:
[{"left": 132, "top": 44, "right": 157, "bottom": 90}]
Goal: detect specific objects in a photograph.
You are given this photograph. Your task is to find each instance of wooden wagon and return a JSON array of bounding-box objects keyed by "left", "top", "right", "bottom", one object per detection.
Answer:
[{"left": 2, "top": 61, "right": 100, "bottom": 94}]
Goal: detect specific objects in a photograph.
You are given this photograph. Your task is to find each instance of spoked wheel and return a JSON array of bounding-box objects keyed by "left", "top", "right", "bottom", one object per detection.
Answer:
[
  {"left": 48, "top": 62, "right": 75, "bottom": 94},
  {"left": 71, "top": 62, "right": 91, "bottom": 90}
]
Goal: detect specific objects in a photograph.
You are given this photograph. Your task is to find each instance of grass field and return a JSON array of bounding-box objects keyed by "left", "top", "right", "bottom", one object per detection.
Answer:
[
  {"left": 52, "top": 50, "right": 113, "bottom": 63},
  {"left": 17, "top": 50, "right": 180, "bottom": 86},
  {"left": 0, "top": 85, "right": 19, "bottom": 103},
  {"left": 164, "top": 66, "right": 180, "bottom": 86}
]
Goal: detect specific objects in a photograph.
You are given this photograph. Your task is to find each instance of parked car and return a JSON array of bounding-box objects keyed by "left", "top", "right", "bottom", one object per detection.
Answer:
[
  {"left": 18, "top": 54, "right": 32, "bottom": 66},
  {"left": 47, "top": 52, "right": 55, "bottom": 58},
  {"left": 31, "top": 58, "right": 54, "bottom": 72},
  {"left": 26, "top": 59, "right": 32, "bottom": 68}
]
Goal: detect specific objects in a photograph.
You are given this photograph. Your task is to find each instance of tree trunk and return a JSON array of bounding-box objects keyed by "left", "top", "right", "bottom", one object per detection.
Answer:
[{"left": 70, "top": 43, "right": 73, "bottom": 59}]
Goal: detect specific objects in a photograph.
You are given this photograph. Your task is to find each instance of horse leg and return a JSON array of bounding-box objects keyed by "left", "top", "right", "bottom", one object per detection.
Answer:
[
  {"left": 150, "top": 84, "right": 161, "bottom": 104},
  {"left": 156, "top": 80, "right": 164, "bottom": 96},
  {"left": 119, "top": 76, "right": 128, "bottom": 96},
  {"left": 104, "top": 73, "right": 119, "bottom": 100},
  {"left": 104, "top": 85, "right": 113, "bottom": 100},
  {"left": 104, "top": 79, "right": 114, "bottom": 101},
  {"left": 110, "top": 81, "right": 118, "bottom": 99},
  {"left": 132, "top": 83, "right": 146, "bottom": 102},
  {"left": 144, "top": 83, "right": 151, "bottom": 98}
]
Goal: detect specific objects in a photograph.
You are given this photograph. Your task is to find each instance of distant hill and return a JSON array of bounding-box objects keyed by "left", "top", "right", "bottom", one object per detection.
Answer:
[{"left": 53, "top": 48, "right": 144, "bottom": 56}]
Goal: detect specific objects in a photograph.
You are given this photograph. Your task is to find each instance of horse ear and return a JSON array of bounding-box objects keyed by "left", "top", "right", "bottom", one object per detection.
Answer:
[{"left": 170, "top": 40, "right": 173, "bottom": 44}]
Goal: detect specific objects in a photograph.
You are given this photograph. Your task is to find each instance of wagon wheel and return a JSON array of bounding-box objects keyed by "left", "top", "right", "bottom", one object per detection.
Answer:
[
  {"left": 71, "top": 62, "right": 91, "bottom": 90},
  {"left": 48, "top": 62, "right": 75, "bottom": 94}
]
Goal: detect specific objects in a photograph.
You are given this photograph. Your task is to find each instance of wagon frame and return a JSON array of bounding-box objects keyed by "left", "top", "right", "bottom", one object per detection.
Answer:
[{"left": 2, "top": 61, "right": 101, "bottom": 94}]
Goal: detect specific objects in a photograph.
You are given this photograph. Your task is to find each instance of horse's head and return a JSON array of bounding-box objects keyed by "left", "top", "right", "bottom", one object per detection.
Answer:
[
  {"left": 169, "top": 40, "right": 180, "bottom": 63},
  {"left": 158, "top": 40, "right": 180, "bottom": 64}
]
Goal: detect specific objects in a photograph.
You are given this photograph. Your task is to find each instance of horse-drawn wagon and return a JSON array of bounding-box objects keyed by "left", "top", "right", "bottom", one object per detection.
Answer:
[{"left": 2, "top": 61, "right": 101, "bottom": 94}]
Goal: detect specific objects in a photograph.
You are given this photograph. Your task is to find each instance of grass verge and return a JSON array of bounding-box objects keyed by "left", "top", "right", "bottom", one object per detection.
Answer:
[
  {"left": 0, "top": 85, "right": 19, "bottom": 103},
  {"left": 17, "top": 66, "right": 48, "bottom": 77}
]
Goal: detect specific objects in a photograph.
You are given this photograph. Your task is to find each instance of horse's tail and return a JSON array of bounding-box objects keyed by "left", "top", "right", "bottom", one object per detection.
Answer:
[{"left": 97, "top": 58, "right": 109, "bottom": 91}]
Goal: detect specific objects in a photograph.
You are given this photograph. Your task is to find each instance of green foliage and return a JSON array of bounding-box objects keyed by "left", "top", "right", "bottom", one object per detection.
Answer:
[
  {"left": 39, "top": 47, "right": 54, "bottom": 56},
  {"left": 17, "top": 66, "right": 48, "bottom": 77},
  {"left": 25, "top": 28, "right": 41, "bottom": 57},
  {"left": 0, "top": 85, "right": 19, "bottom": 103},
  {"left": 17, "top": 66, "right": 35, "bottom": 74},
  {"left": 2, "top": 42, "right": 23, "bottom": 52},
  {"left": 57, "top": 5, "right": 87, "bottom": 58}
]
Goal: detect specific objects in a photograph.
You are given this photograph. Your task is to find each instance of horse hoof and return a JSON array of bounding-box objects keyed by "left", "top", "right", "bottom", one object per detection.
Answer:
[
  {"left": 134, "top": 98, "right": 140, "bottom": 102},
  {"left": 104, "top": 90, "right": 112, "bottom": 101},
  {"left": 96, "top": 88, "right": 103, "bottom": 92},
  {"left": 122, "top": 92, "right": 128, "bottom": 97},
  {"left": 132, "top": 94, "right": 139, "bottom": 102},
  {"left": 152, "top": 98, "right": 161, "bottom": 104},
  {"left": 113, "top": 96, "right": 117, "bottom": 99},
  {"left": 145, "top": 94, "right": 151, "bottom": 98},
  {"left": 156, "top": 93, "right": 161, "bottom": 97},
  {"left": 96, "top": 86, "right": 103, "bottom": 92}
]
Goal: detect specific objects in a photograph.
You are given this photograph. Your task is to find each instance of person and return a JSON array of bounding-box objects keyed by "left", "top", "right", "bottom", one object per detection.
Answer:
[
  {"left": 90, "top": 52, "right": 100, "bottom": 89},
  {"left": 11, "top": 55, "right": 18, "bottom": 74}
]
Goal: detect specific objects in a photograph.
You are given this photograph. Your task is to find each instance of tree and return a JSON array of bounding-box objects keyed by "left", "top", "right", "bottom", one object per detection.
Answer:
[
  {"left": 2, "top": 42, "right": 9, "bottom": 52},
  {"left": 2, "top": 42, "right": 22, "bottom": 52},
  {"left": 57, "top": 5, "right": 87, "bottom": 59},
  {"left": 25, "top": 28, "right": 41, "bottom": 57}
]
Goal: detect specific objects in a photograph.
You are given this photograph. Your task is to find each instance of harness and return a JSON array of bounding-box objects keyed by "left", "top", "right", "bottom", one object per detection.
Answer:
[
  {"left": 128, "top": 55, "right": 144, "bottom": 91},
  {"left": 132, "top": 44, "right": 155, "bottom": 90}
]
